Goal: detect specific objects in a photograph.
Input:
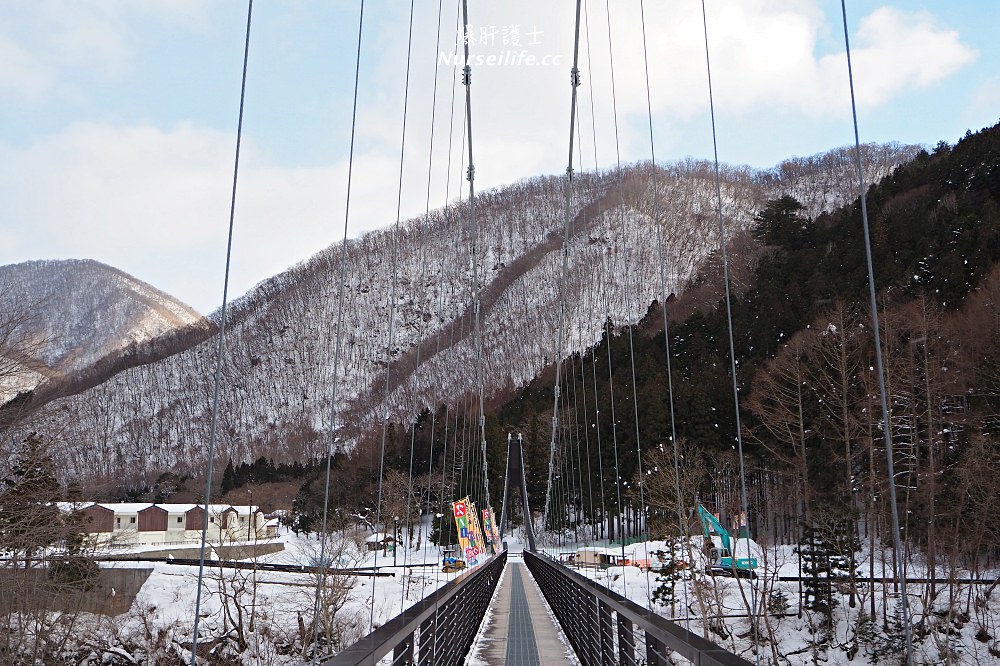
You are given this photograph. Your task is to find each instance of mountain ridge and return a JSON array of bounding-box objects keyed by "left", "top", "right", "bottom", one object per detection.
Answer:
[
  {"left": 0, "top": 258, "right": 211, "bottom": 408},
  {"left": 5, "top": 144, "right": 918, "bottom": 483}
]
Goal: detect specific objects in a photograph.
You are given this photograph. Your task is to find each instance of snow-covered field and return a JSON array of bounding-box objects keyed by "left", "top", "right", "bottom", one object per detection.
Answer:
[
  {"left": 65, "top": 526, "right": 1000, "bottom": 665},
  {"left": 98, "top": 529, "right": 471, "bottom": 664},
  {"left": 536, "top": 535, "right": 1000, "bottom": 665}
]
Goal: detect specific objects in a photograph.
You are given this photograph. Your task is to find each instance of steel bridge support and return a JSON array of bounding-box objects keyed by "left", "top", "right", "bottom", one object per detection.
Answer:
[{"left": 499, "top": 432, "right": 535, "bottom": 551}]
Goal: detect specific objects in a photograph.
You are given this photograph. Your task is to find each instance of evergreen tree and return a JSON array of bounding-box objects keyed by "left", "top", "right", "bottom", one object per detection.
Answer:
[
  {"left": 651, "top": 550, "right": 686, "bottom": 613},
  {"left": 857, "top": 604, "right": 907, "bottom": 665},
  {"left": 221, "top": 458, "right": 236, "bottom": 495},
  {"left": 753, "top": 195, "right": 810, "bottom": 248},
  {"left": 0, "top": 433, "right": 63, "bottom": 567},
  {"left": 797, "top": 517, "right": 860, "bottom": 636}
]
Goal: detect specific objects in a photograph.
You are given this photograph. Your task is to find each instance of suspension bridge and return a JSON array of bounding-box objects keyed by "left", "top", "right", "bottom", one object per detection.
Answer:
[{"left": 184, "top": 0, "right": 919, "bottom": 664}]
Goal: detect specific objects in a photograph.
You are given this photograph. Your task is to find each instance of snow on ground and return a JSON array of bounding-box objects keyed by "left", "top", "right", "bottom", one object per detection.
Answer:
[
  {"left": 539, "top": 534, "right": 1000, "bottom": 665},
  {"left": 91, "top": 524, "right": 1000, "bottom": 664},
  {"left": 96, "top": 524, "right": 475, "bottom": 664}
]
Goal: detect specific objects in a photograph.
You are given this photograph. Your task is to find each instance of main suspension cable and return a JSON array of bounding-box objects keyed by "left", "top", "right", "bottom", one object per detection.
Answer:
[
  {"left": 839, "top": 1, "right": 912, "bottom": 661},
  {"left": 542, "top": 0, "right": 584, "bottom": 535},
  {"left": 191, "top": 3, "right": 253, "bottom": 662},
  {"left": 699, "top": 0, "right": 759, "bottom": 658},
  {"left": 459, "top": 0, "right": 495, "bottom": 524},
  {"left": 309, "top": 1, "right": 366, "bottom": 659}
]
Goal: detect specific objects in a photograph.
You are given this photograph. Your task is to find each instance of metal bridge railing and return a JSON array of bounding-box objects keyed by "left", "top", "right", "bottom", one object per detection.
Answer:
[
  {"left": 320, "top": 551, "right": 506, "bottom": 666},
  {"left": 524, "top": 550, "right": 753, "bottom": 666}
]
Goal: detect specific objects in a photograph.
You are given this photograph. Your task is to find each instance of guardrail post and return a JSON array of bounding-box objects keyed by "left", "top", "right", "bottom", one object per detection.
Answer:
[
  {"left": 645, "top": 631, "right": 664, "bottom": 666},
  {"left": 392, "top": 632, "right": 414, "bottom": 664},
  {"left": 617, "top": 613, "right": 635, "bottom": 666},
  {"left": 599, "top": 600, "right": 614, "bottom": 662}
]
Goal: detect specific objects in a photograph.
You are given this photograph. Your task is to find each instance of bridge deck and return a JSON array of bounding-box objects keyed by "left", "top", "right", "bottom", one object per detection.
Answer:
[{"left": 476, "top": 559, "right": 575, "bottom": 665}]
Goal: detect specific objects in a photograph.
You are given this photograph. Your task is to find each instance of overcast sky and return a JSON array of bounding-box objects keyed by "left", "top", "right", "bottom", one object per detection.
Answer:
[{"left": 1, "top": 0, "right": 997, "bottom": 314}]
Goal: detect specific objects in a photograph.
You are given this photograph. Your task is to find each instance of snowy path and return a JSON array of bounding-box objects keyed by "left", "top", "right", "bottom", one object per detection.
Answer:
[{"left": 470, "top": 551, "right": 579, "bottom": 666}]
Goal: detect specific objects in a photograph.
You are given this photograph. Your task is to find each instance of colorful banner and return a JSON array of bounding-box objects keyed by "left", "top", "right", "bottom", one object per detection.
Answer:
[
  {"left": 481, "top": 509, "right": 496, "bottom": 550},
  {"left": 469, "top": 502, "right": 488, "bottom": 558},
  {"left": 452, "top": 497, "right": 482, "bottom": 566},
  {"left": 482, "top": 508, "right": 501, "bottom": 552},
  {"left": 489, "top": 509, "right": 501, "bottom": 547}
]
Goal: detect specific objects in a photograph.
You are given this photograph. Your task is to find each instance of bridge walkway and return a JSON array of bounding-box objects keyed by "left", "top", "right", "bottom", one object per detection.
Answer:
[{"left": 476, "top": 556, "right": 575, "bottom": 665}]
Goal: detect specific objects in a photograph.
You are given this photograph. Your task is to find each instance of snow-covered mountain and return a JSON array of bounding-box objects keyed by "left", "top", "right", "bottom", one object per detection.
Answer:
[
  {"left": 18, "top": 146, "right": 918, "bottom": 481},
  {"left": 0, "top": 259, "right": 209, "bottom": 404}
]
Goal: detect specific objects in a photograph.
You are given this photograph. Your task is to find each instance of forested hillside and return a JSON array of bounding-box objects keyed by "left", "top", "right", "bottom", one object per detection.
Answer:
[
  {"left": 493, "top": 121, "right": 1000, "bottom": 588},
  {"left": 5, "top": 144, "right": 911, "bottom": 486}
]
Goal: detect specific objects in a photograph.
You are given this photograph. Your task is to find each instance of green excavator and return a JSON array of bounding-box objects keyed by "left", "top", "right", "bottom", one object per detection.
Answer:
[{"left": 697, "top": 504, "right": 758, "bottom": 577}]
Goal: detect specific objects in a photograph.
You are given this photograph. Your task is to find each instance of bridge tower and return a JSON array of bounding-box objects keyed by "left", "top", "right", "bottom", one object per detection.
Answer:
[{"left": 499, "top": 433, "right": 535, "bottom": 551}]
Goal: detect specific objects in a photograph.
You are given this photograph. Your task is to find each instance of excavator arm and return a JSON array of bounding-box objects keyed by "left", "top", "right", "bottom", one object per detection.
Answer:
[
  {"left": 697, "top": 504, "right": 732, "bottom": 552},
  {"left": 697, "top": 504, "right": 758, "bottom": 576}
]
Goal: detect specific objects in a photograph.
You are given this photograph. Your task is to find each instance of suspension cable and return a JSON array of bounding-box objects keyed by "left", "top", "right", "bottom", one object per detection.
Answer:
[
  {"left": 570, "top": 92, "right": 598, "bottom": 549},
  {"left": 602, "top": 282, "right": 627, "bottom": 575},
  {"left": 459, "top": 0, "right": 495, "bottom": 527},
  {"left": 191, "top": 3, "right": 252, "bottom": 662},
  {"left": 576, "top": 332, "right": 596, "bottom": 545},
  {"left": 580, "top": 3, "right": 608, "bottom": 544},
  {"left": 583, "top": 0, "right": 599, "bottom": 172},
  {"left": 421, "top": 294, "right": 445, "bottom": 596},
  {"left": 638, "top": 0, "right": 691, "bottom": 626},
  {"left": 699, "top": 0, "right": 760, "bottom": 657},
  {"left": 371, "top": 0, "right": 416, "bottom": 629},
  {"left": 542, "top": 0, "right": 584, "bottom": 536},
  {"left": 604, "top": 0, "right": 653, "bottom": 600},
  {"left": 308, "top": 1, "right": 366, "bottom": 659},
  {"left": 436, "top": 58, "right": 468, "bottom": 563},
  {"left": 569, "top": 353, "right": 586, "bottom": 544},
  {"left": 839, "top": 2, "right": 913, "bottom": 661},
  {"left": 601, "top": 0, "right": 637, "bottom": 596},
  {"left": 401, "top": 0, "right": 447, "bottom": 606},
  {"left": 422, "top": 0, "right": 458, "bottom": 607}
]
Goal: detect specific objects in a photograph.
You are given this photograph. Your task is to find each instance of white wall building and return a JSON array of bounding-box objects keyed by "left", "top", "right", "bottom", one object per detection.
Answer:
[{"left": 62, "top": 502, "right": 273, "bottom": 549}]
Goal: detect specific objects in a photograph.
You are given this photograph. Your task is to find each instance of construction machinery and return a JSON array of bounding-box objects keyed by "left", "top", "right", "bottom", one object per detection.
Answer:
[
  {"left": 697, "top": 504, "right": 758, "bottom": 577},
  {"left": 441, "top": 548, "right": 467, "bottom": 573}
]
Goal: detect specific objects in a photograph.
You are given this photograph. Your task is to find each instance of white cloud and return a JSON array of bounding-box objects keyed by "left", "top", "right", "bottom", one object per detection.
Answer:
[
  {"left": 0, "top": 1, "right": 214, "bottom": 102},
  {"left": 846, "top": 7, "right": 977, "bottom": 107},
  {"left": 599, "top": 1, "right": 976, "bottom": 121},
  {"left": 0, "top": 1, "right": 979, "bottom": 314},
  {"left": 0, "top": 120, "right": 446, "bottom": 314},
  {"left": 0, "top": 35, "right": 53, "bottom": 99},
  {"left": 0, "top": 122, "right": 340, "bottom": 313},
  {"left": 968, "top": 76, "right": 1000, "bottom": 125}
]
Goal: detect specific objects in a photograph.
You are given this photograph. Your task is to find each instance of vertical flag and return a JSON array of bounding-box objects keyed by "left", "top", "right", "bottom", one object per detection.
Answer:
[
  {"left": 469, "top": 502, "right": 489, "bottom": 558},
  {"left": 489, "top": 509, "right": 501, "bottom": 546},
  {"left": 481, "top": 509, "right": 496, "bottom": 551},
  {"left": 452, "top": 497, "right": 481, "bottom": 566}
]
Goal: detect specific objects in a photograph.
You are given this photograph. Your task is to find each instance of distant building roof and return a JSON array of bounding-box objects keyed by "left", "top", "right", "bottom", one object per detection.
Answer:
[
  {"left": 56, "top": 502, "right": 260, "bottom": 515},
  {"left": 365, "top": 532, "right": 396, "bottom": 543}
]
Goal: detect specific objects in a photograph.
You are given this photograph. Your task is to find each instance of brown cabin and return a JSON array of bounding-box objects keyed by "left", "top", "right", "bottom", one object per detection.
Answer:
[
  {"left": 185, "top": 506, "right": 206, "bottom": 531},
  {"left": 138, "top": 505, "right": 168, "bottom": 532},
  {"left": 79, "top": 504, "right": 114, "bottom": 533}
]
